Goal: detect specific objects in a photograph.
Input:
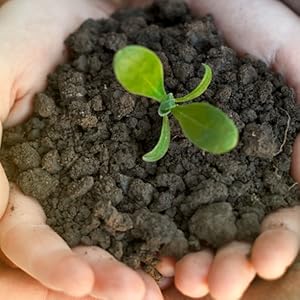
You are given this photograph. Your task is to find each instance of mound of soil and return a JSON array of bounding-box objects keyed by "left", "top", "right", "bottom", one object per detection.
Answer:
[{"left": 1, "top": 0, "right": 300, "bottom": 274}]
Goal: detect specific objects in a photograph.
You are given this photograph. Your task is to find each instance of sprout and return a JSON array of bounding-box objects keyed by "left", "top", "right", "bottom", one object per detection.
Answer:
[{"left": 113, "top": 45, "right": 239, "bottom": 162}]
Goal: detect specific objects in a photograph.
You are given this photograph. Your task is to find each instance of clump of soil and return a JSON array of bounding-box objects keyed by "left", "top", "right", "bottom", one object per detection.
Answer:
[{"left": 1, "top": 0, "right": 300, "bottom": 273}]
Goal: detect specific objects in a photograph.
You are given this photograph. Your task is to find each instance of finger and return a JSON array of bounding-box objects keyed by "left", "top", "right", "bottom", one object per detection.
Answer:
[
  {"left": 0, "top": 265, "right": 47, "bottom": 300},
  {"left": 0, "top": 122, "right": 9, "bottom": 217},
  {"left": 251, "top": 206, "right": 300, "bottom": 279},
  {"left": 4, "top": 90, "right": 40, "bottom": 128},
  {"left": 157, "top": 276, "right": 173, "bottom": 290},
  {"left": 47, "top": 291, "right": 97, "bottom": 300},
  {"left": 0, "top": 265, "right": 97, "bottom": 300},
  {"left": 0, "top": 186, "right": 94, "bottom": 297},
  {"left": 0, "top": 163, "right": 9, "bottom": 218},
  {"left": 74, "top": 246, "right": 146, "bottom": 300},
  {"left": 156, "top": 256, "right": 176, "bottom": 277},
  {"left": 138, "top": 271, "right": 164, "bottom": 300},
  {"left": 208, "top": 242, "right": 255, "bottom": 300},
  {"left": 0, "top": 0, "right": 115, "bottom": 126},
  {"left": 174, "top": 251, "right": 213, "bottom": 298},
  {"left": 155, "top": 256, "right": 176, "bottom": 290},
  {"left": 186, "top": 0, "right": 300, "bottom": 98},
  {"left": 163, "top": 285, "right": 209, "bottom": 300}
]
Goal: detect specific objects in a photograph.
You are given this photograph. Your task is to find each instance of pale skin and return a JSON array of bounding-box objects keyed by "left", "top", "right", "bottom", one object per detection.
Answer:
[{"left": 1, "top": 0, "right": 300, "bottom": 299}]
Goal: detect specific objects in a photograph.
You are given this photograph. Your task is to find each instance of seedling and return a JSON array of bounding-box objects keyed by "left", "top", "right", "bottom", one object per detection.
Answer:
[{"left": 113, "top": 45, "right": 238, "bottom": 162}]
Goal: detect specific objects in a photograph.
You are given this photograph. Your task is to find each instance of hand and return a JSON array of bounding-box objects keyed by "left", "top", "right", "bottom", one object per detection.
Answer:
[
  {"left": 165, "top": 0, "right": 300, "bottom": 299},
  {"left": 0, "top": 243, "right": 161, "bottom": 300},
  {"left": 0, "top": 0, "right": 164, "bottom": 299}
]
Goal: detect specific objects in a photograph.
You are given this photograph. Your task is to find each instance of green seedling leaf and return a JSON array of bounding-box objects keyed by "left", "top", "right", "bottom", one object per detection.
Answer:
[
  {"left": 172, "top": 103, "right": 238, "bottom": 154},
  {"left": 143, "top": 116, "right": 170, "bottom": 162},
  {"left": 113, "top": 45, "right": 167, "bottom": 102},
  {"left": 175, "top": 64, "right": 212, "bottom": 103}
]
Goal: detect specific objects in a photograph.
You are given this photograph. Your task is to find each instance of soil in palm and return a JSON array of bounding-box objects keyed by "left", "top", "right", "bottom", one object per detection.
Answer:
[{"left": 1, "top": 0, "right": 300, "bottom": 274}]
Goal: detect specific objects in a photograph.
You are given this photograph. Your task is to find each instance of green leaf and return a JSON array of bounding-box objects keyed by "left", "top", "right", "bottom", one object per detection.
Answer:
[
  {"left": 175, "top": 64, "right": 212, "bottom": 103},
  {"left": 172, "top": 103, "right": 239, "bottom": 154},
  {"left": 143, "top": 116, "right": 170, "bottom": 162},
  {"left": 113, "top": 45, "right": 167, "bottom": 102}
]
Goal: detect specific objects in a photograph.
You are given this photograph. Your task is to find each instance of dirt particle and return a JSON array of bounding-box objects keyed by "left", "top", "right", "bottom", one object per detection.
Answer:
[
  {"left": 102, "top": 32, "right": 128, "bottom": 51},
  {"left": 153, "top": 0, "right": 188, "bottom": 21},
  {"left": 34, "top": 93, "right": 56, "bottom": 118},
  {"left": 128, "top": 178, "right": 155, "bottom": 208},
  {"left": 42, "top": 150, "right": 61, "bottom": 174},
  {"left": 173, "top": 62, "right": 194, "bottom": 82},
  {"left": 69, "top": 157, "right": 99, "bottom": 179},
  {"left": 181, "top": 179, "right": 228, "bottom": 216},
  {"left": 111, "top": 92, "right": 136, "bottom": 120},
  {"left": 189, "top": 202, "right": 237, "bottom": 248},
  {"left": 10, "top": 143, "right": 41, "bottom": 171},
  {"left": 239, "top": 64, "right": 258, "bottom": 85},
  {"left": 58, "top": 70, "right": 86, "bottom": 101},
  {"left": 243, "top": 123, "right": 278, "bottom": 159},
  {"left": 66, "top": 176, "right": 94, "bottom": 199},
  {"left": 149, "top": 192, "right": 173, "bottom": 212},
  {"left": 17, "top": 168, "right": 58, "bottom": 200},
  {"left": 91, "top": 95, "right": 104, "bottom": 112}
]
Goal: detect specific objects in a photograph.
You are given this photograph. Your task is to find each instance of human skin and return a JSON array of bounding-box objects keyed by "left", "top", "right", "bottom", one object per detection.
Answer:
[
  {"left": 1, "top": 0, "right": 300, "bottom": 299},
  {"left": 0, "top": 1, "right": 162, "bottom": 299},
  {"left": 172, "top": 0, "right": 300, "bottom": 299}
]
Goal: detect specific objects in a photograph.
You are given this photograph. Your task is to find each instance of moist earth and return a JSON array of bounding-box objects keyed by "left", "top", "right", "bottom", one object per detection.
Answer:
[{"left": 1, "top": 0, "right": 300, "bottom": 273}]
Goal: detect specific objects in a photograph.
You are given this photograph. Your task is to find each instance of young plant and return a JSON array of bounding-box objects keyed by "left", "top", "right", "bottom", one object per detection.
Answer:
[{"left": 113, "top": 45, "right": 238, "bottom": 162}]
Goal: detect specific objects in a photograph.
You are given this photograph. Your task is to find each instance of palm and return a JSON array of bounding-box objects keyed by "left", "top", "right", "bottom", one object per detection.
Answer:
[
  {"left": 169, "top": 0, "right": 300, "bottom": 299},
  {"left": 0, "top": 0, "right": 161, "bottom": 299},
  {"left": 0, "top": 0, "right": 115, "bottom": 127}
]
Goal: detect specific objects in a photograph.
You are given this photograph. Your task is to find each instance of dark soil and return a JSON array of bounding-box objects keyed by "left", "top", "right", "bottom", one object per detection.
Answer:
[{"left": 1, "top": 0, "right": 300, "bottom": 274}]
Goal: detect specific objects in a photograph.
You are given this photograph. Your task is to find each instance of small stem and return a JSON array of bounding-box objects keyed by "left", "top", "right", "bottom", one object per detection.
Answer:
[{"left": 158, "top": 93, "right": 177, "bottom": 116}]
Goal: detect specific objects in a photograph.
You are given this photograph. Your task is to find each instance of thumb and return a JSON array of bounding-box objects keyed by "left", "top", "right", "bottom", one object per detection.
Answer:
[
  {"left": 0, "top": 0, "right": 115, "bottom": 224},
  {"left": 0, "top": 0, "right": 115, "bottom": 128}
]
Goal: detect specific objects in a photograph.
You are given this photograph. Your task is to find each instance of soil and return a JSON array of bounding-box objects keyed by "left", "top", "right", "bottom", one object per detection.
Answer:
[{"left": 1, "top": 0, "right": 300, "bottom": 275}]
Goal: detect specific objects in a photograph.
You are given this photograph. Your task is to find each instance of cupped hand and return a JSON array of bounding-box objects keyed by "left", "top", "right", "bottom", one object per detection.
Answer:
[
  {"left": 0, "top": 240, "right": 159, "bottom": 300},
  {"left": 2, "top": 0, "right": 300, "bottom": 300},
  {"left": 164, "top": 0, "right": 300, "bottom": 299},
  {"left": 0, "top": 0, "right": 164, "bottom": 299}
]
